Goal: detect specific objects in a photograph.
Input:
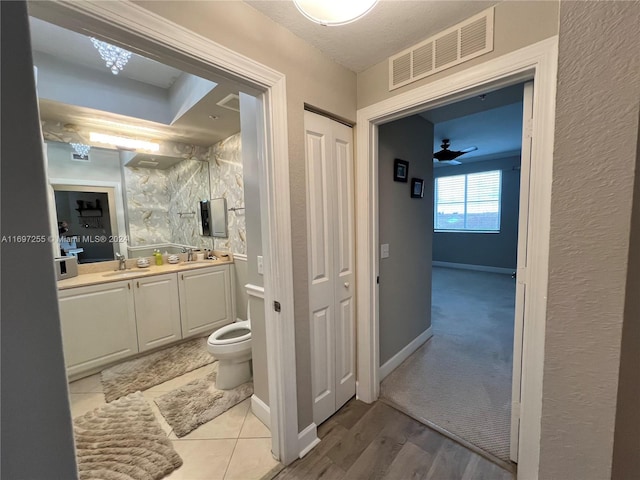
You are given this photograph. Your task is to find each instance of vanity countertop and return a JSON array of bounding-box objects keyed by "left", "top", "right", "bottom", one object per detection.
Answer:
[{"left": 57, "top": 255, "right": 233, "bottom": 290}]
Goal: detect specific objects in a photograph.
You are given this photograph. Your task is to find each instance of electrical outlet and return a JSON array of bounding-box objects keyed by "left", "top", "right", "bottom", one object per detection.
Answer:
[
  {"left": 381, "top": 244, "right": 389, "bottom": 259},
  {"left": 257, "top": 255, "right": 263, "bottom": 275}
]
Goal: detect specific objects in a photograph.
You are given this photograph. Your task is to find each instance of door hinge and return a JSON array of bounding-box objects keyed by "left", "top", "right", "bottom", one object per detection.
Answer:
[
  {"left": 273, "top": 301, "right": 281, "bottom": 312},
  {"left": 525, "top": 118, "right": 534, "bottom": 139}
]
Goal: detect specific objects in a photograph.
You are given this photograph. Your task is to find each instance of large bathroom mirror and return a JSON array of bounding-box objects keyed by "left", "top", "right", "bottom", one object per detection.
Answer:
[{"left": 31, "top": 15, "right": 247, "bottom": 263}]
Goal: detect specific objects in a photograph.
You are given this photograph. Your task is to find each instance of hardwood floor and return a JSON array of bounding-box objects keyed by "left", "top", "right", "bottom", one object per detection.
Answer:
[{"left": 273, "top": 399, "right": 514, "bottom": 480}]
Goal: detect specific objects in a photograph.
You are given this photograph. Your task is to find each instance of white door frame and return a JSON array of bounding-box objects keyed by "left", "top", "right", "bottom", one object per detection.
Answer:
[
  {"left": 30, "top": 1, "right": 300, "bottom": 465},
  {"left": 355, "top": 37, "right": 558, "bottom": 477}
]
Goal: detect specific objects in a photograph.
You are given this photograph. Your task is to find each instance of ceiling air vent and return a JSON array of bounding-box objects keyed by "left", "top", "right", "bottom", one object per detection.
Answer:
[
  {"left": 217, "top": 93, "right": 240, "bottom": 112},
  {"left": 388, "top": 7, "right": 494, "bottom": 91}
]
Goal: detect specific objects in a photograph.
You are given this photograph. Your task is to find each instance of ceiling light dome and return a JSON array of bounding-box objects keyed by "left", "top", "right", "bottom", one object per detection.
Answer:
[{"left": 293, "top": 0, "right": 378, "bottom": 26}]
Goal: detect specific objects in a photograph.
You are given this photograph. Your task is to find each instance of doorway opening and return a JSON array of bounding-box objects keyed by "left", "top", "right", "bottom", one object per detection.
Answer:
[
  {"left": 377, "top": 82, "right": 527, "bottom": 468},
  {"left": 355, "top": 38, "right": 558, "bottom": 477},
  {"left": 53, "top": 185, "right": 119, "bottom": 263},
  {"left": 29, "top": 0, "right": 299, "bottom": 468}
]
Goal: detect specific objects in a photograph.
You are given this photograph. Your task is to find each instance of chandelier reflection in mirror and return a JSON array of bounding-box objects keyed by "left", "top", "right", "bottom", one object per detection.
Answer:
[
  {"left": 70, "top": 143, "right": 91, "bottom": 158},
  {"left": 90, "top": 38, "right": 132, "bottom": 75}
]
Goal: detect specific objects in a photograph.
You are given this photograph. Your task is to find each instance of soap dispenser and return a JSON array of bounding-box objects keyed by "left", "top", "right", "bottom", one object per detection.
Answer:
[{"left": 153, "top": 249, "right": 164, "bottom": 266}]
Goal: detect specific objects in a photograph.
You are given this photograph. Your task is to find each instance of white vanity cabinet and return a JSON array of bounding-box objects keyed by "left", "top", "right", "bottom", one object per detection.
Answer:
[
  {"left": 58, "top": 280, "right": 138, "bottom": 376},
  {"left": 178, "top": 265, "right": 233, "bottom": 338},
  {"left": 58, "top": 263, "right": 234, "bottom": 377},
  {"left": 133, "top": 273, "right": 181, "bottom": 352}
]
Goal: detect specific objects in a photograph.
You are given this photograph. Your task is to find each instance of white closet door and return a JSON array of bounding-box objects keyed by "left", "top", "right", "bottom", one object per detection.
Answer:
[
  {"left": 305, "top": 111, "right": 355, "bottom": 425},
  {"left": 332, "top": 123, "right": 356, "bottom": 412}
]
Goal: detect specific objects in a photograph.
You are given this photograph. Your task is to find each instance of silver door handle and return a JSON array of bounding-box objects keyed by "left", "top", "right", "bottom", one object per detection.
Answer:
[{"left": 344, "top": 282, "right": 350, "bottom": 288}]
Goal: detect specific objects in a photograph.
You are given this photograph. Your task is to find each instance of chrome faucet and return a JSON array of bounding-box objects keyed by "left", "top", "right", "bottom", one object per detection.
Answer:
[
  {"left": 115, "top": 252, "right": 127, "bottom": 270},
  {"left": 181, "top": 247, "right": 194, "bottom": 262}
]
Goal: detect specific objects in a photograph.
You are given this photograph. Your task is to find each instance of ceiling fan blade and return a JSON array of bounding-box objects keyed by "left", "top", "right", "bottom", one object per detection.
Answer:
[
  {"left": 434, "top": 149, "right": 464, "bottom": 161},
  {"left": 433, "top": 158, "right": 461, "bottom": 166},
  {"left": 460, "top": 146, "right": 478, "bottom": 154}
]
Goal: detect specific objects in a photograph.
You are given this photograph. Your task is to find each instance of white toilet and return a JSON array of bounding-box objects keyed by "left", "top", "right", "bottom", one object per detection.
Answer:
[{"left": 207, "top": 313, "right": 252, "bottom": 390}]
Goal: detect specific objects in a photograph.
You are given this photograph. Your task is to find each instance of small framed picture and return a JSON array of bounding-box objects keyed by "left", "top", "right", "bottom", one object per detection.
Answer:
[
  {"left": 394, "top": 159, "right": 409, "bottom": 182},
  {"left": 411, "top": 178, "right": 424, "bottom": 198}
]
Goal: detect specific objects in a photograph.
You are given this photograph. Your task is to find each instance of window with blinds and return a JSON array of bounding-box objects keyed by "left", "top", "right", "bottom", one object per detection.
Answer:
[{"left": 434, "top": 170, "right": 501, "bottom": 232}]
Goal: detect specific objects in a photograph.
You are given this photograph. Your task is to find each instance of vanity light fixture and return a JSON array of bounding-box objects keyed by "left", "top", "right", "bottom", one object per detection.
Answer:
[
  {"left": 90, "top": 38, "right": 133, "bottom": 75},
  {"left": 70, "top": 143, "right": 91, "bottom": 158},
  {"left": 293, "top": 0, "right": 378, "bottom": 26},
  {"left": 89, "top": 132, "right": 160, "bottom": 152}
]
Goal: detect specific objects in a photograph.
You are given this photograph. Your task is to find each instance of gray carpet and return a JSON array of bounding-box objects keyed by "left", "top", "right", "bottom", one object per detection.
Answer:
[
  {"left": 155, "top": 364, "right": 254, "bottom": 437},
  {"left": 381, "top": 267, "right": 515, "bottom": 462},
  {"left": 74, "top": 392, "right": 182, "bottom": 480},
  {"left": 101, "top": 337, "right": 215, "bottom": 402}
]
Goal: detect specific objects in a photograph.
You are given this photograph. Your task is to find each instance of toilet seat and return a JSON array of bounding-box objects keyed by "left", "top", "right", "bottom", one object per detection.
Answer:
[{"left": 208, "top": 321, "right": 251, "bottom": 346}]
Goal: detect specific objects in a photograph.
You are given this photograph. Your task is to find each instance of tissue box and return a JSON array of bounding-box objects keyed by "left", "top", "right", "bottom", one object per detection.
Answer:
[{"left": 54, "top": 256, "right": 78, "bottom": 280}]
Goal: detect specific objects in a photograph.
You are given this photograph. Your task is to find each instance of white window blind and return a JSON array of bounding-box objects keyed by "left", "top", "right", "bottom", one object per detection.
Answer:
[{"left": 435, "top": 170, "right": 501, "bottom": 232}]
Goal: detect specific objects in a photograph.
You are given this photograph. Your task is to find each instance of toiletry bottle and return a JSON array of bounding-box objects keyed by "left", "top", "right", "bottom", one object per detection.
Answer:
[{"left": 154, "top": 249, "right": 163, "bottom": 266}]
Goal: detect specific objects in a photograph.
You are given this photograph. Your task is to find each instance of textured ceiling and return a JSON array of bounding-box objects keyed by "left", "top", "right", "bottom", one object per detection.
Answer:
[{"left": 245, "top": 0, "right": 498, "bottom": 72}]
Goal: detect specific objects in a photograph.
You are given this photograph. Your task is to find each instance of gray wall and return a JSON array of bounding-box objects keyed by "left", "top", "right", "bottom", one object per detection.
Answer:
[
  {"left": 540, "top": 2, "right": 640, "bottom": 478},
  {"left": 378, "top": 115, "right": 434, "bottom": 365},
  {"left": 612, "top": 107, "right": 640, "bottom": 479},
  {"left": 0, "top": 2, "right": 78, "bottom": 476},
  {"left": 233, "top": 257, "right": 248, "bottom": 321},
  {"left": 432, "top": 155, "right": 521, "bottom": 269}
]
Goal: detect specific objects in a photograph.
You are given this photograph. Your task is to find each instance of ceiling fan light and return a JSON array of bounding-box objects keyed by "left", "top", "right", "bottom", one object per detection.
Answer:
[{"left": 293, "top": 0, "right": 378, "bottom": 26}]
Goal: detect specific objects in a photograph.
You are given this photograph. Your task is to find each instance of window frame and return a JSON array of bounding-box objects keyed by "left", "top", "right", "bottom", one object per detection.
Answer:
[{"left": 434, "top": 169, "right": 502, "bottom": 233}]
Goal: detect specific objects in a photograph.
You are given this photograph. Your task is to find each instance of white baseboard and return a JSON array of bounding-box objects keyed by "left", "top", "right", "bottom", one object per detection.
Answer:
[
  {"left": 432, "top": 261, "right": 514, "bottom": 275},
  {"left": 379, "top": 327, "right": 433, "bottom": 381},
  {"left": 298, "top": 423, "right": 320, "bottom": 459},
  {"left": 251, "top": 394, "right": 270, "bottom": 429}
]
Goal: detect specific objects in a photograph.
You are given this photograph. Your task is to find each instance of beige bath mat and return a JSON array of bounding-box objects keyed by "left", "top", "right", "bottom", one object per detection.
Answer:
[
  {"left": 154, "top": 365, "right": 253, "bottom": 437},
  {"left": 74, "top": 391, "right": 182, "bottom": 480},
  {"left": 101, "top": 337, "right": 215, "bottom": 402}
]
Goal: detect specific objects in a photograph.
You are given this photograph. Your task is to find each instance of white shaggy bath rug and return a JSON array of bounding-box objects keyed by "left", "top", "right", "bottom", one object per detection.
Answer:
[
  {"left": 74, "top": 392, "right": 182, "bottom": 480},
  {"left": 154, "top": 365, "right": 253, "bottom": 437},
  {"left": 101, "top": 337, "right": 215, "bottom": 402}
]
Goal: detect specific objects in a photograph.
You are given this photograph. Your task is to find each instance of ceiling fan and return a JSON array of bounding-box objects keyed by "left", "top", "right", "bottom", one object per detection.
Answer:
[{"left": 433, "top": 139, "right": 477, "bottom": 165}]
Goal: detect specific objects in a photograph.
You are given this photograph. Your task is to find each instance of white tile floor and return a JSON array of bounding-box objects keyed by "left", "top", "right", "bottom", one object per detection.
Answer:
[{"left": 69, "top": 364, "right": 282, "bottom": 480}]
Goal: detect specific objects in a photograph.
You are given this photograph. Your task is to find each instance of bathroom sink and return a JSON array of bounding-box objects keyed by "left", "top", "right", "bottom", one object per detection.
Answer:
[{"left": 102, "top": 270, "right": 142, "bottom": 278}]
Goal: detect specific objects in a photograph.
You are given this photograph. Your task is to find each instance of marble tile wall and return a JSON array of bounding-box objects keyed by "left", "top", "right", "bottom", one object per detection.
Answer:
[
  {"left": 209, "top": 133, "right": 246, "bottom": 255},
  {"left": 120, "top": 132, "right": 245, "bottom": 254},
  {"left": 167, "top": 159, "right": 214, "bottom": 250},
  {"left": 123, "top": 166, "right": 171, "bottom": 246}
]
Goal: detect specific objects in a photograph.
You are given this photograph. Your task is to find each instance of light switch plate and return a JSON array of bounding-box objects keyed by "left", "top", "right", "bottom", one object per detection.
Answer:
[
  {"left": 381, "top": 244, "right": 389, "bottom": 259},
  {"left": 257, "top": 255, "right": 264, "bottom": 275}
]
